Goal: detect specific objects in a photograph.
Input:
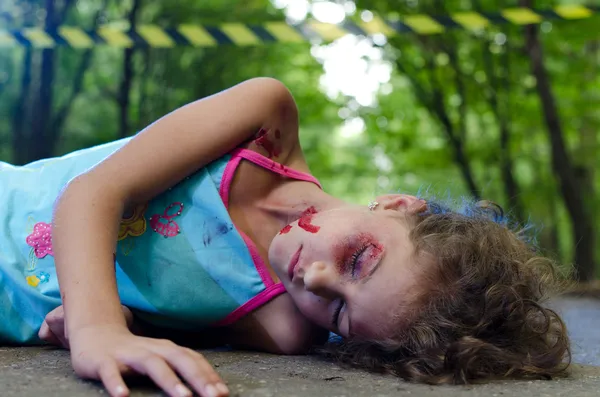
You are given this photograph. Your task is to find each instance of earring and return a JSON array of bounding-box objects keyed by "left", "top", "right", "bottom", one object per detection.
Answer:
[{"left": 368, "top": 201, "right": 379, "bottom": 211}]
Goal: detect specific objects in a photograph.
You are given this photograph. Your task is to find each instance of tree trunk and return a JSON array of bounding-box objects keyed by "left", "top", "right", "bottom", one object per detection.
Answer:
[
  {"left": 118, "top": 0, "right": 142, "bottom": 139},
  {"left": 0, "top": 54, "right": 13, "bottom": 99},
  {"left": 472, "top": 0, "right": 524, "bottom": 223},
  {"left": 496, "top": 45, "right": 524, "bottom": 224},
  {"left": 49, "top": 50, "right": 94, "bottom": 138},
  {"left": 431, "top": 90, "right": 480, "bottom": 199},
  {"left": 49, "top": 0, "right": 108, "bottom": 142},
  {"left": 28, "top": 0, "right": 57, "bottom": 162},
  {"left": 419, "top": 33, "right": 480, "bottom": 199},
  {"left": 394, "top": 54, "right": 480, "bottom": 199},
  {"left": 11, "top": 48, "right": 33, "bottom": 165},
  {"left": 576, "top": 42, "right": 598, "bottom": 254},
  {"left": 520, "top": 0, "right": 596, "bottom": 280},
  {"left": 137, "top": 47, "right": 151, "bottom": 129},
  {"left": 539, "top": 183, "right": 561, "bottom": 258}
]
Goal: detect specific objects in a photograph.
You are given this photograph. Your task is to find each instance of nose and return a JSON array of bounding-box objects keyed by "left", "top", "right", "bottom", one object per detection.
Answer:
[{"left": 297, "top": 261, "right": 337, "bottom": 299}]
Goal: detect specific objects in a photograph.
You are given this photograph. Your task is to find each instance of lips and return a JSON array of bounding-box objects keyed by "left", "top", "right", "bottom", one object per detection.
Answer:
[{"left": 288, "top": 245, "right": 303, "bottom": 280}]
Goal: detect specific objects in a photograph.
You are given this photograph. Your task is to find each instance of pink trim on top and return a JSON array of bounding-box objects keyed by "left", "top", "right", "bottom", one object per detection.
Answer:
[
  {"left": 216, "top": 147, "right": 323, "bottom": 324},
  {"left": 218, "top": 148, "right": 323, "bottom": 288},
  {"left": 219, "top": 155, "right": 242, "bottom": 209},
  {"left": 219, "top": 155, "right": 274, "bottom": 288},
  {"left": 233, "top": 148, "right": 323, "bottom": 189},
  {"left": 212, "top": 283, "right": 287, "bottom": 327}
]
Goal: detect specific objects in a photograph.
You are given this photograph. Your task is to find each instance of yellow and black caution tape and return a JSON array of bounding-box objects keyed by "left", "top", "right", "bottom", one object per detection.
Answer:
[{"left": 0, "top": 5, "right": 597, "bottom": 48}]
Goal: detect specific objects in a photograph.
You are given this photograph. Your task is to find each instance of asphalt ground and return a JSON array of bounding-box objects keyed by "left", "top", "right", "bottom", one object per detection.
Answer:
[{"left": 1, "top": 296, "right": 599, "bottom": 397}]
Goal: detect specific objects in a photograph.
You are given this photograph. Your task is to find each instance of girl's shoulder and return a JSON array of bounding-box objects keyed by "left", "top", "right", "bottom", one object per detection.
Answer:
[{"left": 236, "top": 94, "right": 311, "bottom": 174}]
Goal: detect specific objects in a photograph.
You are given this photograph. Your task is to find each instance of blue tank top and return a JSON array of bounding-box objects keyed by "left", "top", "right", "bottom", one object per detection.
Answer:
[{"left": 0, "top": 137, "right": 321, "bottom": 344}]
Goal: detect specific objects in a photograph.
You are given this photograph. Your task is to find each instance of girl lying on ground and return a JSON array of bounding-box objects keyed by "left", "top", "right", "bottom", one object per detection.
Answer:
[{"left": 0, "top": 78, "right": 570, "bottom": 397}]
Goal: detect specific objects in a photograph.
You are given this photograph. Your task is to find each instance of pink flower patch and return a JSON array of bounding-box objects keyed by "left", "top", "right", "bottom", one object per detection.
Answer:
[
  {"left": 150, "top": 202, "right": 184, "bottom": 238},
  {"left": 26, "top": 222, "right": 54, "bottom": 258}
]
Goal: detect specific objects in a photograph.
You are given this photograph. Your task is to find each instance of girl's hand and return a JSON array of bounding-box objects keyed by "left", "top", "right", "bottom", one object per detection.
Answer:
[
  {"left": 39, "top": 305, "right": 135, "bottom": 349},
  {"left": 69, "top": 325, "right": 229, "bottom": 397}
]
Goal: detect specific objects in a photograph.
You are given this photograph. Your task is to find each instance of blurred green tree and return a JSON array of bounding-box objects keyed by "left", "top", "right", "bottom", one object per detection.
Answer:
[
  {"left": 349, "top": 0, "right": 598, "bottom": 279},
  {"left": 0, "top": 0, "right": 597, "bottom": 280}
]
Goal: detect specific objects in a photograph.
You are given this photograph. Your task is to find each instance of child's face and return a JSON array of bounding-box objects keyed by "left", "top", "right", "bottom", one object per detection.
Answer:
[{"left": 268, "top": 194, "right": 427, "bottom": 339}]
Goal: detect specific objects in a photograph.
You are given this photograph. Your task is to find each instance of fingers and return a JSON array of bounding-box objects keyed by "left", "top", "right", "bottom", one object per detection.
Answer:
[
  {"left": 161, "top": 347, "right": 228, "bottom": 397},
  {"left": 72, "top": 332, "right": 229, "bottom": 397},
  {"left": 139, "top": 341, "right": 229, "bottom": 397},
  {"left": 38, "top": 321, "right": 62, "bottom": 346},
  {"left": 98, "top": 362, "right": 130, "bottom": 397},
  {"left": 47, "top": 319, "right": 70, "bottom": 348},
  {"left": 124, "top": 355, "right": 194, "bottom": 397},
  {"left": 41, "top": 305, "right": 71, "bottom": 348}
]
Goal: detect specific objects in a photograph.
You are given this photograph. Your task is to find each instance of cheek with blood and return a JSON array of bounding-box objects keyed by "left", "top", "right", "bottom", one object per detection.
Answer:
[
  {"left": 302, "top": 206, "right": 318, "bottom": 216},
  {"left": 279, "top": 224, "right": 293, "bottom": 235},
  {"left": 298, "top": 206, "right": 320, "bottom": 234}
]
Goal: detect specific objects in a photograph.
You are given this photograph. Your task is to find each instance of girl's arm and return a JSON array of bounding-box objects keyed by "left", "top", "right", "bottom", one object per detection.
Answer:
[
  {"left": 39, "top": 305, "right": 226, "bottom": 350},
  {"left": 39, "top": 305, "right": 138, "bottom": 348},
  {"left": 52, "top": 77, "right": 298, "bottom": 397}
]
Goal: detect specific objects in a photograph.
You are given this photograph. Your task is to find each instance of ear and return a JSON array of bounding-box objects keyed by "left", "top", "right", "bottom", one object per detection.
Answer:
[{"left": 375, "top": 194, "right": 427, "bottom": 214}]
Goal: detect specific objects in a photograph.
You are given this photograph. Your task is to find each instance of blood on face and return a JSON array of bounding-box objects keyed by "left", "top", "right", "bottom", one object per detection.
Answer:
[
  {"left": 279, "top": 224, "right": 293, "bottom": 235},
  {"left": 298, "top": 206, "right": 320, "bottom": 234}
]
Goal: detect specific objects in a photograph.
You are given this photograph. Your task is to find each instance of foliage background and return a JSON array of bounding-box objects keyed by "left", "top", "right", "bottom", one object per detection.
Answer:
[{"left": 0, "top": 0, "right": 598, "bottom": 280}]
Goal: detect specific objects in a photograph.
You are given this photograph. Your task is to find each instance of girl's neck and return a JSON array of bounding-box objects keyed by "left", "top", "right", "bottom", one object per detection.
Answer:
[
  {"left": 255, "top": 181, "right": 347, "bottom": 227},
  {"left": 242, "top": 180, "right": 347, "bottom": 258}
]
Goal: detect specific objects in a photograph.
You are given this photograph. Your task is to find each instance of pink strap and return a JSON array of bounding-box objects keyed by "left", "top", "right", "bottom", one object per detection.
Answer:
[
  {"left": 219, "top": 155, "right": 242, "bottom": 209},
  {"left": 217, "top": 148, "right": 322, "bottom": 318},
  {"left": 232, "top": 148, "right": 322, "bottom": 189},
  {"left": 212, "top": 283, "right": 287, "bottom": 327},
  {"left": 219, "top": 155, "right": 276, "bottom": 287},
  {"left": 218, "top": 148, "right": 322, "bottom": 286}
]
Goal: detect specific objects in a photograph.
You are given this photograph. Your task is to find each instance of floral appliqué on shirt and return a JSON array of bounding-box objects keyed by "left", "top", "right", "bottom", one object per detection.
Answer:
[
  {"left": 118, "top": 203, "right": 148, "bottom": 241},
  {"left": 26, "top": 222, "right": 53, "bottom": 259},
  {"left": 25, "top": 222, "right": 54, "bottom": 288},
  {"left": 150, "top": 202, "right": 184, "bottom": 237},
  {"left": 117, "top": 203, "right": 148, "bottom": 256},
  {"left": 26, "top": 272, "right": 50, "bottom": 288},
  {"left": 22, "top": 204, "right": 152, "bottom": 287}
]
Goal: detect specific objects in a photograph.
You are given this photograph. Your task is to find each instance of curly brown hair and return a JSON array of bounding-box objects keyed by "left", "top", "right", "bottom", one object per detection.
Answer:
[{"left": 321, "top": 198, "right": 572, "bottom": 384}]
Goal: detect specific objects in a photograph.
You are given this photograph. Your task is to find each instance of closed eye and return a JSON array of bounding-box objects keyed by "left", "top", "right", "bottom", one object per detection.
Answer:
[{"left": 348, "top": 245, "right": 369, "bottom": 277}]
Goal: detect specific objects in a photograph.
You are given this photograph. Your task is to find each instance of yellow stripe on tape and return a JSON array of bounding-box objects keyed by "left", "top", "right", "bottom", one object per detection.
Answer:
[
  {"left": 264, "top": 22, "right": 305, "bottom": 43},
  {"left": 2, "top": 5, "right": 599, "bottom": 50},
  {"left": 177, "top": 25, "right": 217, "bottom": 47},
  {"left": 0, "top": 30, "right": 17, "bottom": 47},
  {"left": 403, "top": 15, "right": 445, "bottom": 34},
  {"left": 501, "top": 8, "right": 542, "bottom": 25},
  {"left": 357, "top": 15, "right": 397, "bottom": 37},
  {"left": 452, "top": 12, "right": 490, "bottom": 30},
  {"left": 554, "top": 5, "right": 594, "bottom": 20},
  {"left": 58, "top": 27, "right": 94, "bottom": 48},
  {"left": 220, "top": 23, "right": 261, "bottom": 45},
  {"left": 98, "top": 26, "right": 133, "bottom": 48},
  {"left": 22, "top": 28, "right": 55, "bottom": 48},
  {"left": 137, "top": 25, "right": 175, "bottom": 47},
  {"left": 307, "top": 21, "right": 348, "bottom": 40}
]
